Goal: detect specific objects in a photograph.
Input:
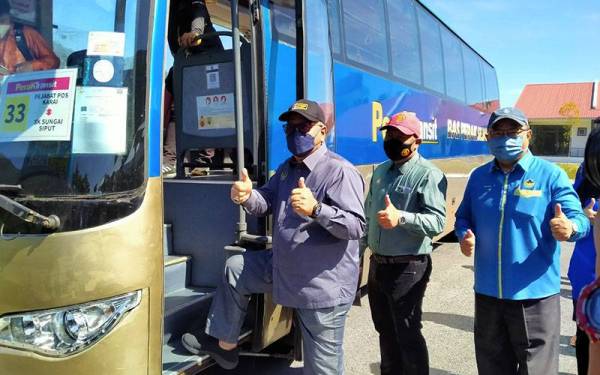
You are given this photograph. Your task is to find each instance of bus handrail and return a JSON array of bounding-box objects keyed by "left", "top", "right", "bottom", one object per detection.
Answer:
[{"left": 180, "top": 31, "right": 250, "bottom": 56}]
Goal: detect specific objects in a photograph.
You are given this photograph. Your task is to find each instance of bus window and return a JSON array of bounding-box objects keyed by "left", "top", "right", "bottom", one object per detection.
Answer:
[
  {"left": 483, "top": 63, "right": 500, "bottom": 112},
  {"left": 341, "top": 0, "right": 388, "bottom": 73},
  {"left": 416, "top": 5, "right": 445, "bottom": 95},
  {"left": 326, "top": 0, "right": 342, "bottom": 56},
  {"left": 442, "top": 30, "right": 466, "bottom": 103},
  {"left": 463, "top": 45, "right": 485, "bottom": 109},
  {"left": 271, "top": 0, "right": 296, "bottom": 42},
  {"left": 387, "top": 0, "right": 421, "bottom": 85},
  {"left": 0, "top": 0, "right": 149, "bottom": 233},
  {"left": 306, "top": 0, "right": 336, "bottom": 149}
]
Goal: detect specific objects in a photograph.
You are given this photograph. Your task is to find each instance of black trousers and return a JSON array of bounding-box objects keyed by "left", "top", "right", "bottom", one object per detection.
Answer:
[
  {"left": 574, "top": 300, "right": 590, "bottom": 375},
  {"left": 474, "top": 293, "right": 560, "bottom": 375},
  {"left": 576, "top": 326, "right": 590, "bottom": 375},
  {"left": 368, "top": 255, "right": 432, "bottom": 375}
]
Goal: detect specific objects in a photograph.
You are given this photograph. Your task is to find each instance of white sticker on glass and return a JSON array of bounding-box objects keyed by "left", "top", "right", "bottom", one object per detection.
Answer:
[
  {"left": 72, "top": 87, "right": 128, "bottom": 154},
  {"left": 87, "top": 31, "right": 126, "bottom": 57},
  {"left": 92, "top": 59, "right": 115, "bottom": 83}
]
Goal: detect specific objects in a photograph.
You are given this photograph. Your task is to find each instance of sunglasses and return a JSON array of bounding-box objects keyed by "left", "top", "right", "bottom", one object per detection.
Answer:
[
  {"left": 488, "top": 129, "right": 528, "bottom": 138},
  {"left": 283, "top": 120, "right": 315, "bottom": 134}
]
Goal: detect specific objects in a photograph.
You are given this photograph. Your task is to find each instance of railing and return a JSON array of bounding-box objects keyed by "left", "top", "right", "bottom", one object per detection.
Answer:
[{"left": 569, "top": 148, "right": 585, "bottom": 157}]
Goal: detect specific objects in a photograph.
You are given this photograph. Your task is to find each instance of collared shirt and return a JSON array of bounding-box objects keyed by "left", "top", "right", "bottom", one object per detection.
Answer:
[
  {"left": 363, "top": 153, "right": 447, "bottom": 256},
  {"left": 455, "top": 151, "right": 590, "bottom": 300},
  {"left": 243, "top": 145, "right": 366, "bottom": 309}
]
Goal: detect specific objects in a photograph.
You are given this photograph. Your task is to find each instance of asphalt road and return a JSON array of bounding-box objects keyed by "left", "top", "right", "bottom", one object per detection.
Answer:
[{"left": 205, "top": 242, "right": 579, "bottom": 374}]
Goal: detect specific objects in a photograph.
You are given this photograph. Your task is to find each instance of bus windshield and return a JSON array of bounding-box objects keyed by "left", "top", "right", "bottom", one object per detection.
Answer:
[{"left": 0, "top": 0, "right": 148, "bottom": 199}]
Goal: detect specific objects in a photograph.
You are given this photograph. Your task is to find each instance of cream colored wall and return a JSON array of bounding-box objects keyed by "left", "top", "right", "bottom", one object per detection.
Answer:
[{"left": 569, "top": 120, "right": 592, "bottom": 156}]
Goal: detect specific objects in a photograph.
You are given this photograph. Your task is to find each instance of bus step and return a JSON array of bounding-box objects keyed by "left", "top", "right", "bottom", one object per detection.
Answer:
[
  {"left": 164, "top": 255, "right": 191, "bottom": 295},
  {"left": 164, "top": 287, "right": 215, "bottom": 345},
  {"left": 162, "top": 338, "right": 213, "bottom": 375},
  {"left": 162, "top": 328, "right": 254, "bottom": 375}
]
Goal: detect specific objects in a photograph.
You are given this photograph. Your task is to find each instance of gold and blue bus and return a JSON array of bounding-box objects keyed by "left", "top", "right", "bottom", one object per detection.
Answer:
[{"left": 0, "top": 0, "right": 498, "bottom": 373}]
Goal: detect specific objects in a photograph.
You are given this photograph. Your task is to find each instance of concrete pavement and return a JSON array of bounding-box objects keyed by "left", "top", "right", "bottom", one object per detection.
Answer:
[{"left": 205, "top": 242, "right": 579, "bottom": 374}]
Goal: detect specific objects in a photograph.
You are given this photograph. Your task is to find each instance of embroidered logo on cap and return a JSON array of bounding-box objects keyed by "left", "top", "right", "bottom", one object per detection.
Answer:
[
  {"left": 392, "top": 113, "right": 407, "bottom": 123},
  {"left": 292, "top": 103, "right": 309, "bottom": 111}
]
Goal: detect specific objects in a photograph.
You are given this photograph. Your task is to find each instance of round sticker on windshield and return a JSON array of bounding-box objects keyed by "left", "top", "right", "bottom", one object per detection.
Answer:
[{"left": 93, "top": 59, "right": 115, "bottom": 83}]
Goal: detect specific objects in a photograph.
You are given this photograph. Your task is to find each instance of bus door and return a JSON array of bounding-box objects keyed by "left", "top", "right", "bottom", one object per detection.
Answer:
[
  {"left": 251, "top": 0, "right": 338, "bottom": 355},
  {"left": 161, "top": 0, "right": 285, "bottom": 372}
]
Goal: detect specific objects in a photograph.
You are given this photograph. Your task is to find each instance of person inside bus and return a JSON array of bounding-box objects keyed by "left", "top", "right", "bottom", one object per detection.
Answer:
[
  {"left": 455, "top": 107, "right": 590, "bottom": 375},
  {"left": 0, "top": 0, "right": 59, "bottom": 75},
  {"left": 362, "top": 112, "right": 447, "bottom": 375},
  {"left": 163, "top": 0, "right": 224, "bottom": 176},
  {"left": 181, "top": 99, "right": 366, "bottom": 374},
  {"left": 568, "top": 156, "right": 599, "bottom": 375}
]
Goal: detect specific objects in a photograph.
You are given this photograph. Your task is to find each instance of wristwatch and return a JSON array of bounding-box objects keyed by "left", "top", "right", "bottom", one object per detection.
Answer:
[
  {"left": 310, "top": 203, "right": 322, "bottom": 218},
  {"left": 569, "top": 221, "right": 579, "bottom": 240}
]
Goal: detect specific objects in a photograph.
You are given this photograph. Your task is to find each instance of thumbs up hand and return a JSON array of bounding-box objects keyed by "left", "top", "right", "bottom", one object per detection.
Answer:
[
  {"left": 291, "top": 177, "right": 318, "bottom": 216},
  {"left": 460, "top": 229, "right": 476, "bottom": 257},
  {"left": 584, "top": 198, "right": 597, "bottom": 221},
  {"left": 377, "top": 195, "right": 401, "bottom": 229},
  {"left": 550, "top": 203, "right": 574, "bottom": 241},
  {"left": 231, "top": 168, "right": 253, "bottom": 204}
]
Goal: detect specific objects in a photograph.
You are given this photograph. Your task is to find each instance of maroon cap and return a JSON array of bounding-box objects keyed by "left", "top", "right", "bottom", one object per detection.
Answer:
[{"left": 381, "top": 111, "right": 422, "bottom": 139}]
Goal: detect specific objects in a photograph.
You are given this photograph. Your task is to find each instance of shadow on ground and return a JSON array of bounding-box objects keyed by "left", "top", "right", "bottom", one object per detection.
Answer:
[
  {"left": 369, "top": 362, "right": 459, "bottom": 374},
  {"left": 423, "top": 311, "right": 474, "bottom": 333}
]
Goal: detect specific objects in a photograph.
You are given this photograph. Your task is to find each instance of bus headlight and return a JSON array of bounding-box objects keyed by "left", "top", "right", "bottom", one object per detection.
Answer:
[{"left": 0, "top": 291, "right": 141, "bottom": 357}]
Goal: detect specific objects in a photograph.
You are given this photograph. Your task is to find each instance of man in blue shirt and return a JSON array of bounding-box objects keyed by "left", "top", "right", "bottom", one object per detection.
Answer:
[
  {"left": 455, "top": 107, "right": 590, "bottom": 375},
  {"left": 181, "top": 99, "right": 366, "bottom": 374}
]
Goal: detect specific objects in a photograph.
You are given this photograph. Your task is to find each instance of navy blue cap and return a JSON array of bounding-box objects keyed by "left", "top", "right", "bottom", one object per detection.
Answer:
[
  {"left": 278, "top": 99, "right": 326, "bottom": 124},
  {"left": 488, "top": 107, "right": 529, "bottom": 129}
]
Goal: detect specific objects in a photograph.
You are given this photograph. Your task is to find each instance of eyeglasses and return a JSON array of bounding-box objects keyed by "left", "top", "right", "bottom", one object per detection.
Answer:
[
  {"left": 488, "top": 129, "right": 528, "bottom": 138},
  {"left": 283, "top": 120, "right": 314, "bottom": 134}
]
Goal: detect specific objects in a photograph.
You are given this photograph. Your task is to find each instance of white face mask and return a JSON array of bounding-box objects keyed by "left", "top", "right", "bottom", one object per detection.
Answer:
[{"left": 0, "top": 24, "right": 10, "bottom": 39}]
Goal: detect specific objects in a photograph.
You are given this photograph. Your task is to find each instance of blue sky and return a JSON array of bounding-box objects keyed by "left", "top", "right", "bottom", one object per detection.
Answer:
[{"left": 420, "top": 0, "right": 600, "bottom": 107}]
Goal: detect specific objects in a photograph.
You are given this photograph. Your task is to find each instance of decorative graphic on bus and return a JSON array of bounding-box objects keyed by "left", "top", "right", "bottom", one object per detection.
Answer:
[
  {"left": 371, "top": 101, "right": 438, "bottom": 144},
  {"left": 446, "top": 119, "right": 487, "bottom": 141}
]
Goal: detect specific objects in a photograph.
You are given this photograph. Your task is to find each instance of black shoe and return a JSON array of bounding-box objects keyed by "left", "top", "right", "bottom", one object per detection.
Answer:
[{"left": 181, "top": 333, "right": 239, "bottom": 370}]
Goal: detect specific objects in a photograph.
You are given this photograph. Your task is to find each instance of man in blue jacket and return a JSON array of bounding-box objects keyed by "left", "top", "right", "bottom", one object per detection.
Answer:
[{"left": 455, "top": 107, "right": 590, "bottom": 374}]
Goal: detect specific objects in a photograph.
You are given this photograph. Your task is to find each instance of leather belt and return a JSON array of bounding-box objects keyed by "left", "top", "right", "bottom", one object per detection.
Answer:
[{"left": 371, "top": 254, "right": 428, "bottom": 264}]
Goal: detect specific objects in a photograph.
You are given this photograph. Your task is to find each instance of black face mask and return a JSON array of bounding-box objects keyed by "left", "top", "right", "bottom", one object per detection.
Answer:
[{"left": 383, "top": 139, "right": 414, "bottom": 161}]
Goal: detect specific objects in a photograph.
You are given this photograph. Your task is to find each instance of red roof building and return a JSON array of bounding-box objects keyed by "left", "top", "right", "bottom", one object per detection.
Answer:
[{"left": 515, "top": 82, "right": 600, "bottom": 157}]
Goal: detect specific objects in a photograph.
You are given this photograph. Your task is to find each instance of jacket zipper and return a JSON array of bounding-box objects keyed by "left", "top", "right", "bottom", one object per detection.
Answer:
[{"left": 497, "top": 173, "right": 510, "bottom": 299}]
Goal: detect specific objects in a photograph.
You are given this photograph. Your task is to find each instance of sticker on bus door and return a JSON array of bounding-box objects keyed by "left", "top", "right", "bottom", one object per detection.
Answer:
[
  {"left": 196, "top": 93, "right": 235, "bottom": 130},
  {"left": 0, "top": 68, "right": 77, "bottom": 143}
]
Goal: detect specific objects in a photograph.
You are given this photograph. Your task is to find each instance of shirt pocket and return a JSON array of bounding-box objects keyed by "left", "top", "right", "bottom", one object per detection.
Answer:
[
  {"left": 512, "top": 192, "right": 546, "bottom": 250},
  {"left": 389, "top": 184, "right": 413, "bottom": 210},
  {"left": 513, "top": 190, "right": 545, "bottom": 218}
]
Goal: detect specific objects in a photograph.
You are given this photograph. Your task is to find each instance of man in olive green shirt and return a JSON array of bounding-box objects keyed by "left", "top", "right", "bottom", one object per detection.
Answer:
[{"left": 363, "top": 111, "right": 447, "bottom": 375}]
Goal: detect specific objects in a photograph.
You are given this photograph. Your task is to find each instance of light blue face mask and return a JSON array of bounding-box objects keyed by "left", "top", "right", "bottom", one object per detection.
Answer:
[{"left": 488, "top": 135, "right": 525, "bottom": 162}]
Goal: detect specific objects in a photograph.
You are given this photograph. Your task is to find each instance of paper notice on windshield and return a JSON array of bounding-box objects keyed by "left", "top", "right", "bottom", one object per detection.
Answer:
[
  {"left": 72, "top": 87, "right": 128, "bottom": 154},
  {"left": 0, "top": 69, "right": 77, "bottom": 143},
  {"left": 196, "top": 93, "right": 235, "bottom": 130},
  {"left": 87, "top": 31, "right": 126, "bottom": 57}
]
